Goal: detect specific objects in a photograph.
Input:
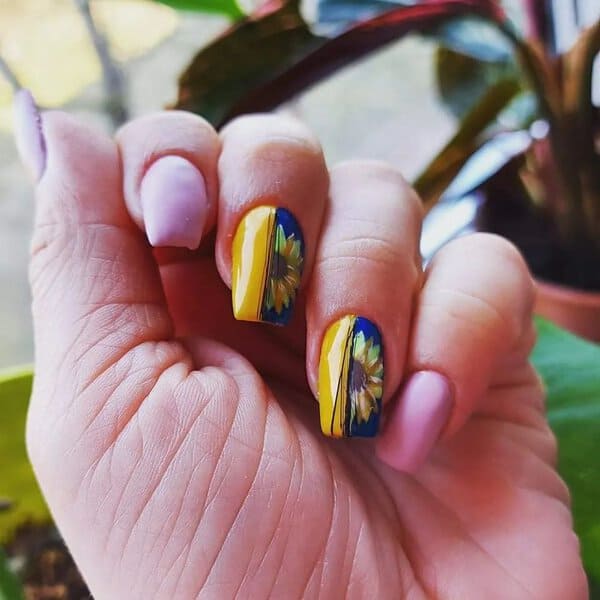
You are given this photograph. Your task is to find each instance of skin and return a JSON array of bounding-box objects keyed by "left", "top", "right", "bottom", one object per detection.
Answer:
[{"left": 25, "top": 111, "right": 587, "bottom": 599}]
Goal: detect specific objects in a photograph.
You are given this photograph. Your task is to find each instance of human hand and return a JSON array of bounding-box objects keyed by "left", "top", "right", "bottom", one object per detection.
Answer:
[{"left": 16, "top": 93, "right": 587, "bottom": 598}]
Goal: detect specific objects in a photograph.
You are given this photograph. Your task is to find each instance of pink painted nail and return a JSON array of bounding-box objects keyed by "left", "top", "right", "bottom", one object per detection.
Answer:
[
  {"left": 140, "top": 155, "right": 208, "bottom": 250},
  {"left": 376, "top": 371, "right": 453, "bottom": 474},
  {"left": 13, "top": 89, "right": 46, "bottom": 181}
]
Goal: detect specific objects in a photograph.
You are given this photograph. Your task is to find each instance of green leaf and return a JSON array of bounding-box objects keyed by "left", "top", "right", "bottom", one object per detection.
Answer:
[
  {"left": 154, "top": 0, "right": 244, "bottom": 19},
  {"left": 436, "top": 46, "right": 519, "bottom": 119},
  {"left": 532, "top": 318, "right": 600, "bottom": 584},
  {"left": 0, "top": 367, "right": 50, "bottom": 544},
  {"left": 434, "top": 15, "right": 513, "bottom": 62},
  {"left": 0, "top": 548, "right": 23, "bottom": 600},
  {"left": 414, "top": 77, "right": 521, "bottom": 208}
]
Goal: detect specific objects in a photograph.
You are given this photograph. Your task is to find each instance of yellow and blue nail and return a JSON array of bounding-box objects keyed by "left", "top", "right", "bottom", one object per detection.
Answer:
[
  {"left": 319, "top": 316, "right": 384, "bottom": 438},
  {"left": 232, "top": 206, "right": 304, "bottom": 326}
]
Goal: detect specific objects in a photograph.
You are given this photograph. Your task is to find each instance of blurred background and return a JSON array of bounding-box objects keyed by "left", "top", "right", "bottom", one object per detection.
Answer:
[
  {"left": 1, "top": 0, "right": 599, "bottom": 367},
  {"left": 0, "top": 0, "right": 462, "bottom": 368}
]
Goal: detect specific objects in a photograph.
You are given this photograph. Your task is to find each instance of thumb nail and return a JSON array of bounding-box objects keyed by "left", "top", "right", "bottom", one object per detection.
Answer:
[
  {"left": 13, "top": 89, "right": 46, "bottom": 182},
  {"left": 376, "top": 371, "right": 453, "bottom": 474},
  {"left": 140, "top": 155, "right": 208, "bottom": 250}
]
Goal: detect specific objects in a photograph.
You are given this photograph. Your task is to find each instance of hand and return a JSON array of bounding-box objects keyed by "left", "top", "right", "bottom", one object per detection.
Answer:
[{"left": 18, "top": 99, "right": 586, "bottom": 598}]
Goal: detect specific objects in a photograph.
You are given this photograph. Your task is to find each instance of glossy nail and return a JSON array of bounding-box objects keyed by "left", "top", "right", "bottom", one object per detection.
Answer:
[
  {"left": 140, "top": 156, "right": 208, "bottom": 250},
  {"left": 377, "top": 371, "right": 453, "bottom": 473},
  {"left": 13, "top": 89, "right": 46, "bottom": 181},
  {"left": 232, "top": 206, "right": 304, "bottom": 325},
  {"left": 319, "top": 315, "right": 384, "bottom": 438}
]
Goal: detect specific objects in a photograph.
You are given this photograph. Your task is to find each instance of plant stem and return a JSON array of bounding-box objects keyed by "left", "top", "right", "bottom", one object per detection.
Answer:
[
  {"left": 0, "top": 55, "right": 21, "bottom": 92},
  {"left": 522, "top": 0, "right": 554, "bottom": 50},
  {"left": 74, "top": 0, "right": 128, "bottom": 127}
]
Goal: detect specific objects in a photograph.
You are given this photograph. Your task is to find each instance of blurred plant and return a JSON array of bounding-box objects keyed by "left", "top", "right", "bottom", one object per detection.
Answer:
[
  {"left": 154, "top": 0, "right": 245, "bottom": 19},
  {"left": 171, "top": 0, "right": 599, "bottom": 291},
  {"left": 0, "top": 548, "right": 23, "bottom": 600}
]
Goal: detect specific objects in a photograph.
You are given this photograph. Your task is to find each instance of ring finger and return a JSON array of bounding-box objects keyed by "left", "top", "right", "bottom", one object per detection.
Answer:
[{"left": 307, "top": 161, "right": 423, "bottom": 438}]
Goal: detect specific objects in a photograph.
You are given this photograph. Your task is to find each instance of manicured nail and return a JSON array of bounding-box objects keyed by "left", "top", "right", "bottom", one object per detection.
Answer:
[
  {"left": 232, "top": 206, "right": 304, "bottom": 325},
  {"left": 319, "top": 315, "right": 384, "bottom": 438},
  {"left": 140, "top": 156, "right": 208, "bottom": 250},
  {"left": 377, "top": 371, "right": 453, "bottom": 473},
  {"left": 13, "top": 89, "right": 46, "bottom": 181}
]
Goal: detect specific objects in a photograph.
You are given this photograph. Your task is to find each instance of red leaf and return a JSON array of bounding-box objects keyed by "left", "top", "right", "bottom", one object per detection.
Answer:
[{"left": 175, "top": 0, "right": 509, "bottom": 127}]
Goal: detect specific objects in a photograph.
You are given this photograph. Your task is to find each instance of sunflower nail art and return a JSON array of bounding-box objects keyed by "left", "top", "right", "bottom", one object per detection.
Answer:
[
  {"left": 319, "top": 316, "right": 384, "bottom": 438},
  {"left": 232, "top": 206, "right": 304, "bottom": 326}
]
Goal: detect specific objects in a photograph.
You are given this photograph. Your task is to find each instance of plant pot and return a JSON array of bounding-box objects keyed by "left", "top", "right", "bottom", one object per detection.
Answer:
[{"left": 535, "top": 279, "right": 600, "bottom": 343}]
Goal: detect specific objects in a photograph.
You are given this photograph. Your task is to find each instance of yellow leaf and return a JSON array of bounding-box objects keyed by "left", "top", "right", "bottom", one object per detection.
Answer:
[{"left": 0, "top": 0, "right": 178, "bottom": 130}]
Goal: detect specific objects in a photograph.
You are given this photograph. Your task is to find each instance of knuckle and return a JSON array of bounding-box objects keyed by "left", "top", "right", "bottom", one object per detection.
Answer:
[
  {"left": 321, "top": 233, "right": 407, "bottom": 270},
  {"left": 117, "top": 110, "right": 218, "bottom": 144},
  {"left": 220, "top": 113, "right": 322, "bottom": 157},
  {"left": 438, "top": 233, "right": 535, "bottom": 330},
  {"left": 331, "top": 160, "right": 423, "bottom": 220}
]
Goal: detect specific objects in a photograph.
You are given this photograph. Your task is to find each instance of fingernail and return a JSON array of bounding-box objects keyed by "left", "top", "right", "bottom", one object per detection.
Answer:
[
  {"left": 377, "top": 371, "right": 453, "bottom": 473},
  {"left": 13, "top": 89, "right": 46, "bottom": 181},
  {"left": 232, "top": 206, "right": 304, "bottom": 325},
  {"left": 140, "top": 156, "right": 208, "bottom": 250},
  {"left": 319, "top": 315, "right": 384, "bottom": 438}
]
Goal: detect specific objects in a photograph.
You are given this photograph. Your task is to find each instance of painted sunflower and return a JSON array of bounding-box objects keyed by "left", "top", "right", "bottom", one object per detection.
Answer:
[
  {"left": 349, "top": 332, "right": 384, "bottom": 425},
  {"left": 265, "top": 224, "right": 303, "bottom": 314}
]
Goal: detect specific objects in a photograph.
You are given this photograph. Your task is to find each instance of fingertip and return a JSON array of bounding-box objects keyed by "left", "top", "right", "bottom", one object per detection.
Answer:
[
  {"left": 376, "top": 371, "right": 453, "bottom": 473},
  {"left": 140, "top": 155, "right": 208, "bottom": 250},
  {"left": 117, "top": 110, "right": 220, "bottom": 239}
]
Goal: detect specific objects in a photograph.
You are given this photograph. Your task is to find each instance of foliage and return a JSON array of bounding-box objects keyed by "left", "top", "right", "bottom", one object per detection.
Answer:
[
  {"left": 174, "top": 0, "right": 512, "bottom": 127},
  {"left": 531, "top": 318, "right": 600, "bottom": 589},
  {"left": 0, "top": 367, "right": 49, "bottom": 545},
  {"left": 154, "top": 0, "right": 244, "bottom": 19},
  {"left": 172, "top": 0, "right": 599, "bottom": 289},
  {"left": 0, "top": 548, "right": 23, "bottom": 600}
]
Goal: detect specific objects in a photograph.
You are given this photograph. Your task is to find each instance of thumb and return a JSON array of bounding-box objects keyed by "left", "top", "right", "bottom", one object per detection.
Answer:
[
  {"left": 16, "top": 96, "right": 276, "bottom": 599},
  {"left": 15, "top": 94, "right": 193, "bottom": 503},
  {"left": 19, "top": 98, "right": 177, "bottom": 404}
]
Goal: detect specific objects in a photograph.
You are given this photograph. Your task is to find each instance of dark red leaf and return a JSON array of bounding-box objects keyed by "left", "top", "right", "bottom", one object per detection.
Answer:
[{"left": 175, "top": 0, "right": 510, "bottom": 127}]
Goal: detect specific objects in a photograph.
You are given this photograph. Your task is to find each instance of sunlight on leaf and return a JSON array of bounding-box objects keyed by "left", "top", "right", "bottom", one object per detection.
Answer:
[
  {"left": 0, "top": 367, "right": 49, "bottom": 545},
  {"left": 0, "top": 0, "right": 179, "bottom": 131}
]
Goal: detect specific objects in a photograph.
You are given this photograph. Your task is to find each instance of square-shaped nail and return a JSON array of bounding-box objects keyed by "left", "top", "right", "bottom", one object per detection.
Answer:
[
  {"left": 232, "top": 206, "right": 304, "bottom": 326},
  {"left": 319, "top": 315, "right": 384, "bottom": 438}
]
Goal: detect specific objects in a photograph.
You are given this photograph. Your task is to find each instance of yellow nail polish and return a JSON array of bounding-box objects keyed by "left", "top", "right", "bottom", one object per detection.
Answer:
[
  {"left": 319, "top": 315, "right": 384, "bottom": 438},
  {"left": 231, "top": 206, "right": 304, "bottom": 326}
]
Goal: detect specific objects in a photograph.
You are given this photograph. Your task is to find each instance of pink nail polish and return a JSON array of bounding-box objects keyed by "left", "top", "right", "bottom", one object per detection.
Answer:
[
  {"left": 13, "top": 89, "right": 46, "bottom": 181},
  {"left": 140, "top": 155, "right": 208, "bottom": 250},
  {"left": 376, "top": 371, "right": 453, "bottom": 474}
]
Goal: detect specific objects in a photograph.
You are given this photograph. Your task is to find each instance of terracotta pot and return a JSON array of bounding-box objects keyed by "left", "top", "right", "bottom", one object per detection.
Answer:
[{"left": 535, "top": 279, "right": 600, "bottom": 343}]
